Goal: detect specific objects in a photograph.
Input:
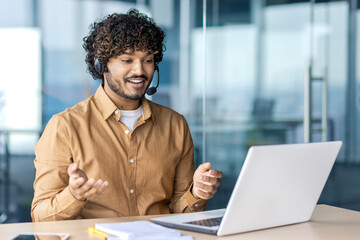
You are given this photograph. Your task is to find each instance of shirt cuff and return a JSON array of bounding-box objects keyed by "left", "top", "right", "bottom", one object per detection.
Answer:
[
  {"left": 185, "top": 183, "right": 207, "bottom": 211},
  {"left": 56, "top": 186, "right": 87, "bottom": 217}
]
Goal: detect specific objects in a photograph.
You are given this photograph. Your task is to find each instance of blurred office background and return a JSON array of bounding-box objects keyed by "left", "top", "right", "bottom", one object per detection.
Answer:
[{"left": 0, "top": 0, "right": 359, "bottom": 223}]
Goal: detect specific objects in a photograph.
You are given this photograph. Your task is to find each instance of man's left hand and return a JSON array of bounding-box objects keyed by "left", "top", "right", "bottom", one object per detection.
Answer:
[{"left": 192, "top": 162, "right": 223, "bottom": 200}]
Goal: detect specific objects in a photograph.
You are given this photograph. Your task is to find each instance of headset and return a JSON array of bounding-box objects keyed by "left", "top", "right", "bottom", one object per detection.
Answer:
[
  {"left": 94, "top": 59, "right": 159, "bottom": 96},
  {"left": 146, "top": 66, "right": 159, "bottom": 95},
  {"left": 94, "top": 58, "right": 108, "bottom": 75}
]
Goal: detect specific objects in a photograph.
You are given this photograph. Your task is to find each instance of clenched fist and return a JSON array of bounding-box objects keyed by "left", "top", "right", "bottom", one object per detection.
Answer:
[{"left": 192, "top": 162, "right": 222, "bottom": 200}]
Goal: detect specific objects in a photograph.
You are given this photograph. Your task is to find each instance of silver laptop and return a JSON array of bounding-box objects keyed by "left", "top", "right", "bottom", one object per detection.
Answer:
[{"left": 151, "top": 141, "right": 342, "bottom": 236}]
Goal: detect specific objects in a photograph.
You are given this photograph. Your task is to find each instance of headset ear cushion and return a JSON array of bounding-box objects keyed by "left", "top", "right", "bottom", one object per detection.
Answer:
[{"left": 94, "top": 58, "right": 107, "bottom": 74}]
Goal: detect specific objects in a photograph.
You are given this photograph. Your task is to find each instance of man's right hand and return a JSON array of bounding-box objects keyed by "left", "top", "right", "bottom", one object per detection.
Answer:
[{"left": 68, "top": 163, "right": 108, "bottom": 201}]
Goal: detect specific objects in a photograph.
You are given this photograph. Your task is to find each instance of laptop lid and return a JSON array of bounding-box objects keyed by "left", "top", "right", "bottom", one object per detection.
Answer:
[
  {"left": 217, "top": 141, "right": 342, "bottom": 235},
  {"left": 151, "top": 141, "right": 342, "bottom": 236}
]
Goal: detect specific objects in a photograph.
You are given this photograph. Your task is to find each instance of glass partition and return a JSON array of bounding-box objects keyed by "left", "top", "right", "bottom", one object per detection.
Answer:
[
  {"left": 199, "top": 0, "right": 360, "bottom": 211},
  {"left": 197, "top": 0, "right": 314, "bottom": 209}
]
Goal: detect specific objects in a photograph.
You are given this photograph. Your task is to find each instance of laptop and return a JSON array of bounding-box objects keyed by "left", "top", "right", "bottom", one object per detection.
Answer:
[{"left": 151, "top": 141, "right": 342, "bottom": 236}]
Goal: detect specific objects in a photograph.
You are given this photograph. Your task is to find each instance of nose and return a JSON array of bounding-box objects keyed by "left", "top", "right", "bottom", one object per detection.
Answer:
[{"left": 131, "top": 60, "right": 145, "bottom": 75}]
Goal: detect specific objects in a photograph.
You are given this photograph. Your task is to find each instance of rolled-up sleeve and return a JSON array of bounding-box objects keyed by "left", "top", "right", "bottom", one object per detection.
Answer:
[
  {"left": 31, "top": 115, "right": 86, "bottom": 222},
  {"left": 168, "top": 116, "right": 207, "bottom": 213}
]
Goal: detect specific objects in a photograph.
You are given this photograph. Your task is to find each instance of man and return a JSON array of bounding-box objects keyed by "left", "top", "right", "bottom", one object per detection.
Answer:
[{"left": 31, "top": 9, "right": 222, "bottom": 222}]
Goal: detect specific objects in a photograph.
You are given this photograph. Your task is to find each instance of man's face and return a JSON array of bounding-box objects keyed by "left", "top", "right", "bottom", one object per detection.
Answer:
[{"left": 104, "top": 50, "right": 155, "bottom": 101}]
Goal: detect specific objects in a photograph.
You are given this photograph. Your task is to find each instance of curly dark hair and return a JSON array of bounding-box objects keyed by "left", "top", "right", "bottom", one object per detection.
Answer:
[{"left": 83, "top": 8, "right": 166, "bottom": 80}]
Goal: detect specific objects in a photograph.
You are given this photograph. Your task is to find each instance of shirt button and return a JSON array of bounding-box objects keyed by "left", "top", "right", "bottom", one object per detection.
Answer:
[
  {"left": 130, "top": 159, "right": 134, "bottom": 163},
  {"left": 115, "top": 110, "right": 119, "bottom": 114},
  {"left": 125, "top": 130, "right": 130, "bottom": 134},
  {"left": 130, "top": 189, "right": 134, "bottom": 194},
  {"left": 194, "top": 203, "right": 199, "bottom": 208}
]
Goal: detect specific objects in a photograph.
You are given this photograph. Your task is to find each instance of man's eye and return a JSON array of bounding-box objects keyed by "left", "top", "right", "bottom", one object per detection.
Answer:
[
  {"left": 144, "top": 59, "right": 153, "bottom": 63},
  {"left": 121, "top": 59, "right": 131, "bottom": 63}
]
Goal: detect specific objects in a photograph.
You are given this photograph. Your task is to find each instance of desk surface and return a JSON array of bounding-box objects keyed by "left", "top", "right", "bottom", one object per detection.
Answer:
[{"left": 1, "top": 205, "right": 359, "bottom": 240}]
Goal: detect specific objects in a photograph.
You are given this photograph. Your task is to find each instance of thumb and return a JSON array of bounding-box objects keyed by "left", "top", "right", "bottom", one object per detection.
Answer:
[
  {"left": 197, "top": 162, "right": 211, "bottom": 173},
  {"left": 68, "top": 163, "right": 78, "bottom": 176}
]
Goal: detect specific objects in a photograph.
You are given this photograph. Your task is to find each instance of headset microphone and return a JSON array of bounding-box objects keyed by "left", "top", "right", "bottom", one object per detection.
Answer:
[{"left": 146, "top": 66, "right": 160, "bottom": 96}]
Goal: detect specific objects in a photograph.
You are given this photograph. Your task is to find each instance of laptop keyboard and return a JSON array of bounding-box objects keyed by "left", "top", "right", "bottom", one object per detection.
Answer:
[{"left": 185, "top": 216, "right": 223, "bottom": 227}]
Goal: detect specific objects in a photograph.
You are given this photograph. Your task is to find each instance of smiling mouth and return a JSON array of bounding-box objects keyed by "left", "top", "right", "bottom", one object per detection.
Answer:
[{"left": 127, "top": 79, "right": 145, "bottom": 84}]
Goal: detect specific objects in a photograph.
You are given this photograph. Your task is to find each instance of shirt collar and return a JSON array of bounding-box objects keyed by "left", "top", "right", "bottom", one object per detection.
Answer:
[
  {"left": 95, "top": 85, "right": 154, "bottom": 123},
  {"left": 141, "top": 97, "right": 155, "bottom": 123},
  {"left": 95, "top": 85, "right": 118, "bottom": 120}
]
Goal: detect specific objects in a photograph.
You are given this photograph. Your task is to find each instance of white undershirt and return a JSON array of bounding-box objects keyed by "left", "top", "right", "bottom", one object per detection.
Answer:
[{"left": 119, "top": 106, "right": 143, "bottom": 132}]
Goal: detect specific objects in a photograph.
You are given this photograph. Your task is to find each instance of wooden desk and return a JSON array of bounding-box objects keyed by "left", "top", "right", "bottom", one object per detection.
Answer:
[{"left": 1, "top": 205, "right": 359, "bottom": 239}]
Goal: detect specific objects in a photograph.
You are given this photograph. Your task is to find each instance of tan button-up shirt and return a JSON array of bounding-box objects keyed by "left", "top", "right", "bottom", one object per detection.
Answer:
[{"left": 31, "top": 86, "right": 206, "bottom": 222}]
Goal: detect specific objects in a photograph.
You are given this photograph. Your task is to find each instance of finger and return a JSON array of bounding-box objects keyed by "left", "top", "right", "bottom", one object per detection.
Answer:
[
  {"left": 68, "top": 163, "right": 78, "bottom": 175},
  {"left": 97, "top": 181, "right": 109, "bottom": 194},
  {"left": 85, "top": 180, "right": 109, "bottom": 199},
  {"left": 197, "top": 180, "right": 220, "bottom": 193},
  {"left": 83, "top": 180, "right": 103, "bottom": 198},
  {"left": 68, "top": 164, "right": 84, "bottom": 182},
  {"left": 215, "top": 179, "right": 221, "bottom": 188},
  {"left": 77, "top": 178, "right": 96, "bottom": 194},
  {"left": 199, "top": 175, "right": 220, "bottom": 185},
  {"left": 194, "top": 181, "right": 216, "bottom": 193},
  {"left": 71, "top": 177, "right": 86, "bottom": 189},
  {"left": 208, "top": 170, "right": 223, "bottom": 179},
  {"left": 196, "top": 162, "right": 212, "bottom": 173},
  {"left": 194, "top": 188, "right": 214, "bottom": 200}
]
